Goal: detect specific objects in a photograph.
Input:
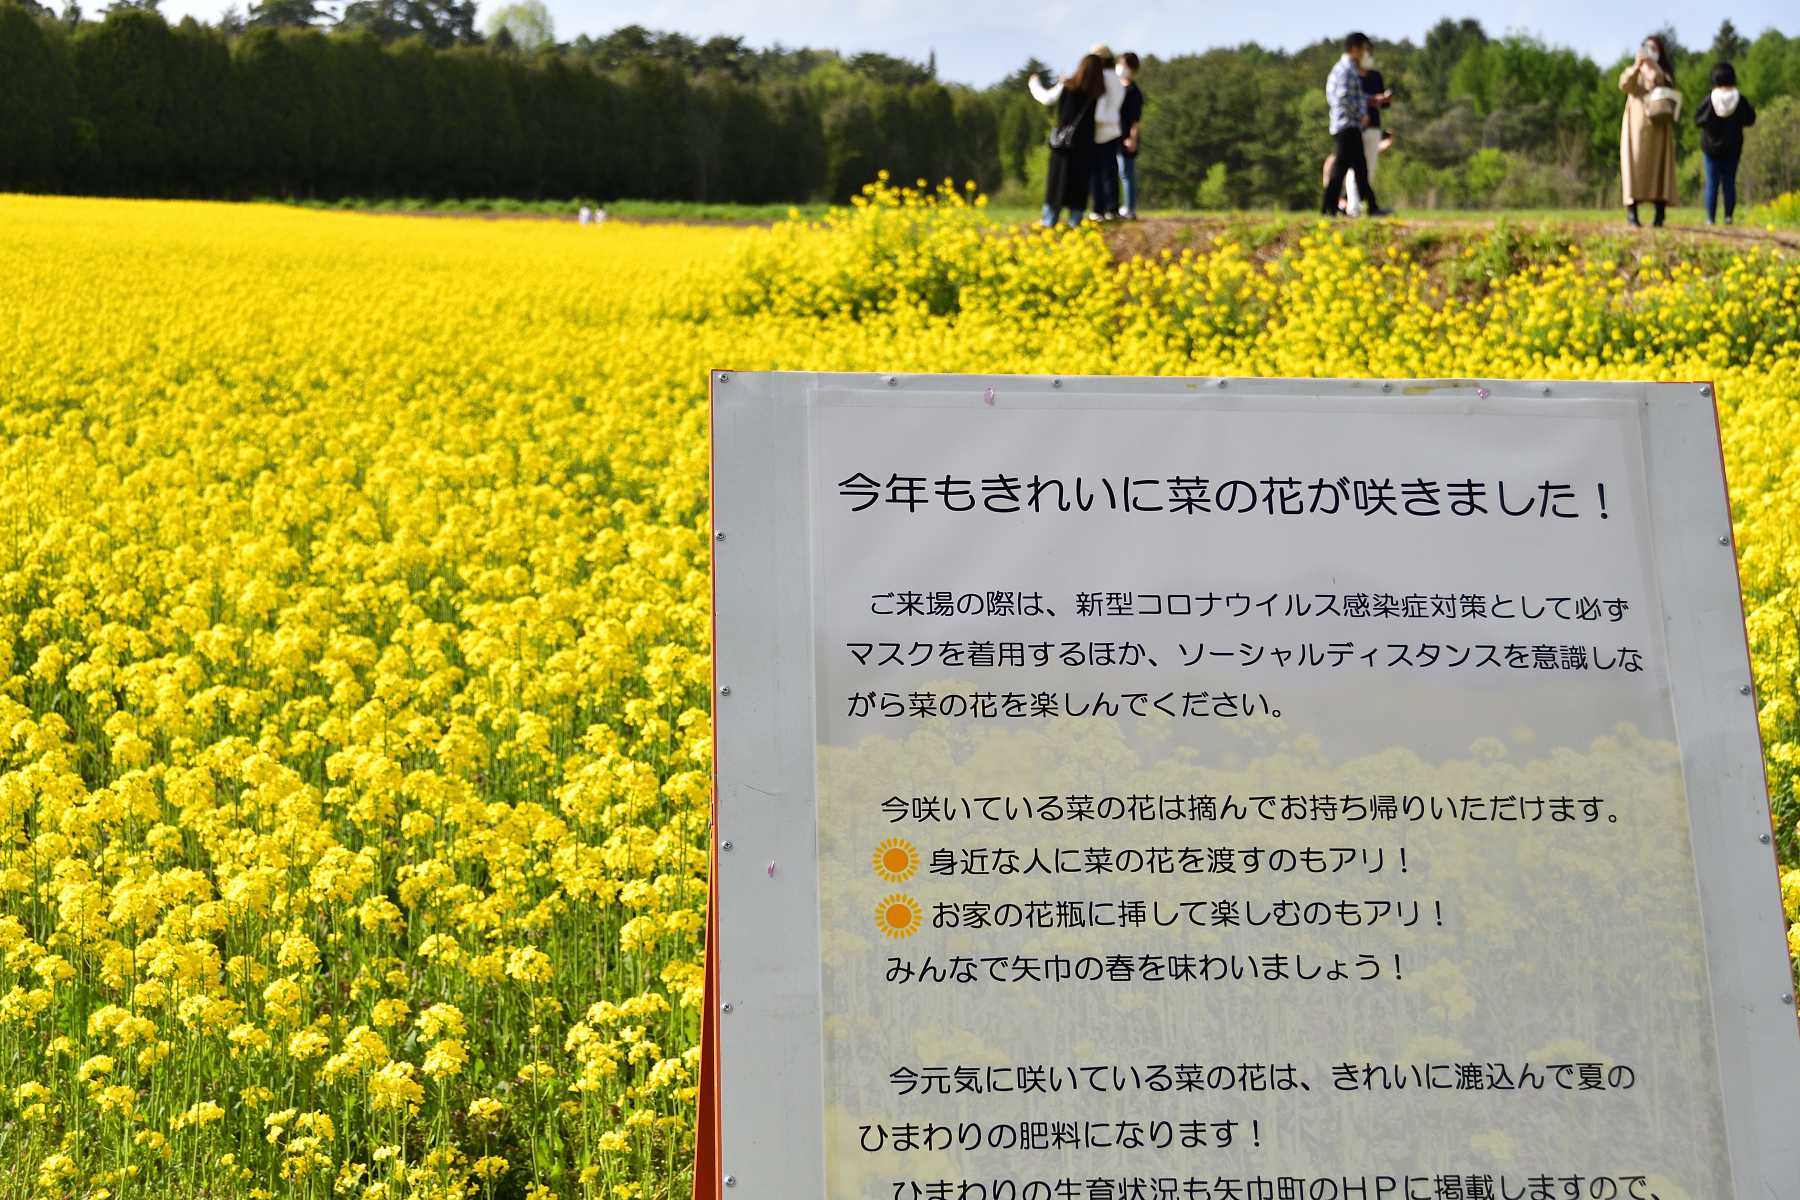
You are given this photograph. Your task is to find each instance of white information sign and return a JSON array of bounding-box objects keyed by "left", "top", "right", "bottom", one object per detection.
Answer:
[{"left": 707, "top": 373, "right": 1800, "bottom": 1200}]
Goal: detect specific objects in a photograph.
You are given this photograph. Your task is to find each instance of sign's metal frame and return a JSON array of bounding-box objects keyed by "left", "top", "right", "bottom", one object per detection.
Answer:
[{"left": 699, "top": 372, "right": 1800, "bottom": 1199}]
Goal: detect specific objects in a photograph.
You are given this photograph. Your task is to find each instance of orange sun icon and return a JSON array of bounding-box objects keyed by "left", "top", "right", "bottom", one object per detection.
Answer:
[
  {"left": 876, "top": 893, "right": 923, "bottom": 939},
  {"left": 872, "top": 837, "right": 920, "bottom": 883}
]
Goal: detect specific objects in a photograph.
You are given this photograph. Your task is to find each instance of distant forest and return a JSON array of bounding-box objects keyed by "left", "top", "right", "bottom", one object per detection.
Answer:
[{"left": 1, "top": 2, "right": 1798, "bottom": 208}]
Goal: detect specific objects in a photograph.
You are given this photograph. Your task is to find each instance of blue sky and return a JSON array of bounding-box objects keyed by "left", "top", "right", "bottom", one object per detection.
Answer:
[{"left": 163, "top": 1, "right": 1795, "bottom": 86}]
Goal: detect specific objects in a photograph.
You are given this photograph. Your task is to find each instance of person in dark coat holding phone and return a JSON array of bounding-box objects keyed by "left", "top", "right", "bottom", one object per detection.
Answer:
[
  {"left": 1695, "top": 62, "right": 1757, "bottom": 226},
  {"left": 1030, "top": 54, "right": 1107, "bottom": 228}
]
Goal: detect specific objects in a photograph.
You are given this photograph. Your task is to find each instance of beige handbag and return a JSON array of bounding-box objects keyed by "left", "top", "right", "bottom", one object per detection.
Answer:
[{"left": 1645, "top": 85, "right": 1682, "bottom": 124}]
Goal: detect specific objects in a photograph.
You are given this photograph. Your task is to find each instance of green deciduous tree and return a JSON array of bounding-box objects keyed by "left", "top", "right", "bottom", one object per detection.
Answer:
[
  {"left": 483, "top": 0, "right": 550, "bottom": 53},
  {"left": 1741, "top": 94, "right": 1800, "bottom": 201}
]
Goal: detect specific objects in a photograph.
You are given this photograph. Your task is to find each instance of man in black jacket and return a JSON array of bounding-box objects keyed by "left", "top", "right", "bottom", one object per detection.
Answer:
[{"left": 1695, "top": 62, "right": 1757, "bottom": 226}]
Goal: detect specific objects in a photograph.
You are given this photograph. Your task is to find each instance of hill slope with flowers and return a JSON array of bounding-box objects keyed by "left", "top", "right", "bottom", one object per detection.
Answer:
[{"left": 0, "top": 185, "right": 1796, "bottom": 1200}]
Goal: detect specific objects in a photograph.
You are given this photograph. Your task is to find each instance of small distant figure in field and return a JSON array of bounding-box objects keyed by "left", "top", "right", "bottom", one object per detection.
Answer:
[
  {"left": 1029, "top": 53, "right": 1108, "bottom": 229},
  {"left": 1116, "top": 52, "right": 1144, "bottom": 219},
  {"left": 1695, "top": 62, "right": 1757, "bottom": 226},
  {"left": 1087, "top": 44, "right": 1128, "bottom": 221},
  {"left": 1619, "top": 34, "right": 1680, "bottom": 227},
  {"left": 578, "top": 206, "right": 593, "bottom": 225},
  {"left": 1321, "top": 32, "right": 1391, "bottom": 218}
]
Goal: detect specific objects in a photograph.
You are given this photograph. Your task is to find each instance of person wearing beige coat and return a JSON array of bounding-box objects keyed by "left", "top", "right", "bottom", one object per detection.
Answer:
[{"left": 1619, "top": 34, "right": 1679, "bottom": 226}]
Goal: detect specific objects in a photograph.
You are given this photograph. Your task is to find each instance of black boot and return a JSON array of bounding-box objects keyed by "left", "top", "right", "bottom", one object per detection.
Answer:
[
  {"left": 1652, "top": 202, "right": 1666, "bottom": 227},
  {"left": 1625, "top": 204, "right": 1640, "bottom": 227}
]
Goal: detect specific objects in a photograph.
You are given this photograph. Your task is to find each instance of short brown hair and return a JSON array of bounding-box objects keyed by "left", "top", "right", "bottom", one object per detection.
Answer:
[{"left": 1119, "top": 52, "right": 1140, "bottom": 72}]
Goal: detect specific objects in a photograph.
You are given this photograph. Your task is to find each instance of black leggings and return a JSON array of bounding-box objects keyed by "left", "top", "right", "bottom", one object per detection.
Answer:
[{"left": 1322, "top": 126, "right": 1378, "bottom": 214}]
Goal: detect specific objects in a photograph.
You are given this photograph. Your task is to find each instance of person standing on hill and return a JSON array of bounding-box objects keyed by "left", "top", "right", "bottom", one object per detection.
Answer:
[
  {"left": 1088, "top": 44, "right": 1128, "bottom": 220},
  {"left": 1321, "top": 33, "right": 1390, "bottom": 218},
  {"left": 1030, "top": 54, "right": 1107, "bottom": 229},
  {"left": 1619, "top": 34, "right": 1680, "bottom": 227},
  {"left": 1353, "top": 52, "right": 1389, "bottom": 218},
  {"left": 1351, "top": 51, "right": 1392, "bottom": 213},
  {"left": 1117, "top": 52, "right": 1145, "bottom": 219},
  {"left": 1695, "top": 62, "right": 1757, "bottom": 226}
]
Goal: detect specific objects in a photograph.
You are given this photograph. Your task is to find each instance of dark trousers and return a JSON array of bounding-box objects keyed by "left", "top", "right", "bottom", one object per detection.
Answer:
[
  {"left": 1321, "top": 125, "right": 1377, "bottom": 215},
  {"left": 1043, "top": 146, "right": 1093, "bottom": 226},
  {"left": 1704, "top": 152, "right": 1740, "bottom": 222},
  {"left": 1092, "top": 138, "right": 1123, "bottom": 214}
]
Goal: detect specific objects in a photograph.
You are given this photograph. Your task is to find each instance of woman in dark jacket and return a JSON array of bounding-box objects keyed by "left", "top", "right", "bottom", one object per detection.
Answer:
[
  {"left": 1694, "top": 62, "right": 1757, "bottom": 225},
  {"left": 1029, "top": 54, "right": 1107, "bottom": 228}
]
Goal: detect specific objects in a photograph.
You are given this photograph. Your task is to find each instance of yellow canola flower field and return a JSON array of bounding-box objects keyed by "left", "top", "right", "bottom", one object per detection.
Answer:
[{"left": 0, "top": 183, "right": 1798, "bottom": 1199}]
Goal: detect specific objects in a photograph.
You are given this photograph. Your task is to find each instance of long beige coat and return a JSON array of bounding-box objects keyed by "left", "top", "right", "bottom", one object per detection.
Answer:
[{"left": 1619, "top": 62, "right": 1678, "bottom": 205}]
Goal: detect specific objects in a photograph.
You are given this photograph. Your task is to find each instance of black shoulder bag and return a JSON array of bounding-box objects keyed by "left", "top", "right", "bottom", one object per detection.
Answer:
[{"left": 1048, "top": 94, "right": 1097, "bottom": 151}]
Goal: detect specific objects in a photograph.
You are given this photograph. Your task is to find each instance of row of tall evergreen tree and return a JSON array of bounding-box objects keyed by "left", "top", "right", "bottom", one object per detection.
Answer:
[
  {"left": 0, "top": 4, "right": 1001, "bottom": 202},
  {"left": 0, "top": 3, "right": 1796, "bottom": 207}
]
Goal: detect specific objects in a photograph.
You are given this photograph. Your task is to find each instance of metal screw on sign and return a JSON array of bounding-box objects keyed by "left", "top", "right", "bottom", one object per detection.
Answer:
[
  {"left": 721, "top": 841, "right": 734, "bottom": 852},
  {"left": 1741, "top": 685, "right": 1752, "bottom": 695},
  {"left": 718, "top": 372, "right": 730, "bottom": 383},
  {"left": 1719, "top": 535, "right": 1730, "bottom": 546},
  {"left": 1051, "top": 378, "right": 1062, "bottom": 388},
  {"left": 1381, "top": 382, "right": 1392, "bottom": 393},
  {"left": 1215, "top": 379, "right": 1227, "bottom": 389},
  {"left": 885, "top": 375, "right": 898, "bottom": 387},
  {"left": 716, "top": 531, "right": 726, "bottom": 541},
  {"left": 1700, "top": 384, "right": 1712, "bottom": 397},
  {"left": 1760, "top": 833, "right": 1772, "bottom": 844},
  {"left": 1784, "top": 994, "right": 1796, "bottom": 1007},
  {"left": 1540, "top": 385, "right": 1552, "bottom": 396},
  {"left": 724, "top": 1175, "right": 737, "bottom": 1188},
  {"left": 721, "top": 1002, "right": 734, "bottom": 1014},
  {"left": 719, "top": 686, "right": 731, "bottom": 696}
]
